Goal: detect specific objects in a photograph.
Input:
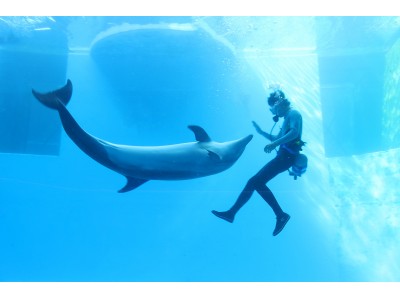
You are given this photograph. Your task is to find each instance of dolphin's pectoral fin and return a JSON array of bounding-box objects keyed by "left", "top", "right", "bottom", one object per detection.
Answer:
[
  {"left": 118, "top": 177, "right": 149, "bottom": 193},
  {"left": 206, "top": 149, "right": 222, "bottom": 161},
  {"left": 188, "top": 125, "right": 211, "bottom": 142}
]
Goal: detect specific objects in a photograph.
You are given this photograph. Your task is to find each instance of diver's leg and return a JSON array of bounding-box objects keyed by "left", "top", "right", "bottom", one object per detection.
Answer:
[
  {"left": 212, "top": 180, "right": 256, "bottom": 223},
  {"left": 211, "top": 161, "right": 271, "bottom": 223},
  {"left": 257, "top": 184, "right": 290, "bottom": 236},
  {"left": 255, "top": 154, "right": 295, "bottom": 214},
  {"left": 254, "top": 154, "right": 295, "bottom": 235},
  {"left": 256, "top": 186, "right": 284, "bottom": 217}
]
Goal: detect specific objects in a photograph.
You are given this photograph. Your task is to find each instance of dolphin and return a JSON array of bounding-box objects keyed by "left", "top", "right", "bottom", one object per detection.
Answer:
[{"left": 32, "top": 80, "right": 253, "bottom": 192}]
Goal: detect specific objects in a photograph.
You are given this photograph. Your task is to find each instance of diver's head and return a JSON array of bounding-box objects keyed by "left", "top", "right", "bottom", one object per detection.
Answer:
[{"left": 267, "top": 89, "right": 291, "bottom": 117}]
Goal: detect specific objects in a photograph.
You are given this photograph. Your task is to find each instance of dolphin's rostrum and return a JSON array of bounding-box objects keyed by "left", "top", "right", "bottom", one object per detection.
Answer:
[{"left": 32, "top": 80, "right": 253, "bottom": 192}]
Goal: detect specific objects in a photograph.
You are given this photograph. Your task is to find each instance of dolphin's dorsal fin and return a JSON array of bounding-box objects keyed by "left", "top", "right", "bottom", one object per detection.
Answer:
[
  {"left": 188, "top": 125, "right": 211, "bottom": 142},
  {"left": 118, "top": 177, "right": 148, "bottom": 193}
]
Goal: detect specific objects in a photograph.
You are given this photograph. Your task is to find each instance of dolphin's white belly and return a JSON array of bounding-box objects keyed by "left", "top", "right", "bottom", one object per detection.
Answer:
[{"left": 104, "top": 142, "right": 225, "bottom": 180}]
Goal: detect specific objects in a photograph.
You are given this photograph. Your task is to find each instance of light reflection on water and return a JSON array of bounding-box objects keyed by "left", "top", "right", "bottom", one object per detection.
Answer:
[{"left": 328, "top": 149, "right": 400, "bottom": 281}]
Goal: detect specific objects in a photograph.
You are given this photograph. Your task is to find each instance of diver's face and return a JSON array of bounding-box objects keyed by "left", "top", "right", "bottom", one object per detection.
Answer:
[
  {"left": 269, "top": 99, "right": 283, "bottom": 116},
  {"left": 269, "top": 105, "right": 277, "bottom": 115},
  {"left": 276, "top": 102, "right": 288, "bottom": 117}
]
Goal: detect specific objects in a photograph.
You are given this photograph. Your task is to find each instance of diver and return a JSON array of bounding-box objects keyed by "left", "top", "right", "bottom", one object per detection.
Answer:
[{"left": 212, "top": 87, "right": 304, "bottom": 236}]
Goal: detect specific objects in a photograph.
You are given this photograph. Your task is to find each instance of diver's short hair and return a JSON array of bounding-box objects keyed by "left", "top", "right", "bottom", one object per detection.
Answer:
[{"left": 267, "top": 90, "right": 290, "bottom": 107}]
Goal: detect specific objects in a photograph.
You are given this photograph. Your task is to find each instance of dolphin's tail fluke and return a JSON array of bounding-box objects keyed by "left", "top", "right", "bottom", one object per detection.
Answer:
[{"left": 32, "top": 79, "right": 73, "bottom": 109}]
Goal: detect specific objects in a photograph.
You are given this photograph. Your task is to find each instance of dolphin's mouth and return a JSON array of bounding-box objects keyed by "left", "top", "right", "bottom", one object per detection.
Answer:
[
  {"left": 234, "top": 134, "right": 253, "bottom": 157},
  {"left": 242, "top": 134, "right": 253, "bottom": 145}
]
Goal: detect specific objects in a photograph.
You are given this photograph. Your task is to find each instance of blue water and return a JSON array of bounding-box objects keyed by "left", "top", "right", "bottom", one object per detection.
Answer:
[{"left": 0, "top": 16, "right": 400, "bottom": 282}]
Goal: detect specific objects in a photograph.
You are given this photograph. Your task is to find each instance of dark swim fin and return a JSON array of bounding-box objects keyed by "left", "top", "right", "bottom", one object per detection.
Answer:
[{"left": 118, "top": 177, "right": 149, "bottom": 193}]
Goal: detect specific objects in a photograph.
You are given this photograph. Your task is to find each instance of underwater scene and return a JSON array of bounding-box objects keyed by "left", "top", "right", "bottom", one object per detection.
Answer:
[{"left": 0, "top": 16, "right": 400, "bottom": 282}]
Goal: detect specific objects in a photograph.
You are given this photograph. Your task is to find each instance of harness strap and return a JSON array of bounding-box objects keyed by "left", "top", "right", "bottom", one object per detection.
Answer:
[{"left": 281, "top": 144, "right": 299, "bottom": 155}]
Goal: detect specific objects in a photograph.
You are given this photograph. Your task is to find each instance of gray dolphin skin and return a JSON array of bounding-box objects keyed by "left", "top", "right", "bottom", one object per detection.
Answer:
[{"left": 32, "top": 80, "right": 253, "bottom": 192}]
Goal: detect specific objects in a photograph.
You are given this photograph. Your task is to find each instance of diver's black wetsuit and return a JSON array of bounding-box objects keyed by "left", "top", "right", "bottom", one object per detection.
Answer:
[
  {"left": 212, "top": 91, "right": 304, "bottom": 236},
  {"left": 214, "top": 108, "right": 303, "bottom": 223},
  {"left": 230, "top": 147, "right": 297, "bottom": 217}
]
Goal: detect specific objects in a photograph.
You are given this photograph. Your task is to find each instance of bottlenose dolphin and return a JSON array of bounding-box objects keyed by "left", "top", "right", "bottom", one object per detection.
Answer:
[{"left": 32, "top": 80, "right": 253, "bottom": 192}]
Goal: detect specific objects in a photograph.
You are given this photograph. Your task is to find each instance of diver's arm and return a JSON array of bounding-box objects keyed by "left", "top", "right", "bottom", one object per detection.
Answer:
[
  {"left": 264, "top": 110, "right": 302, "bottom": 153},
  {"left": 264, "top": 128, "right": 298, "bottom": 153},
  {"left": 252, "top": 121, "right": 277, "bottom": 141},
  {"left": 272, "top": 127, "right": 298, "bottom": 146}
]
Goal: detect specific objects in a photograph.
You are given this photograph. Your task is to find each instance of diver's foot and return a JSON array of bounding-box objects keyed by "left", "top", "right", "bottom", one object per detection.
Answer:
[
  {"left": 272, "top": 212, "right": 290, "bottom": 236},
  {"left": 211, "top": 210, "right": 234, "bottom": 223}
]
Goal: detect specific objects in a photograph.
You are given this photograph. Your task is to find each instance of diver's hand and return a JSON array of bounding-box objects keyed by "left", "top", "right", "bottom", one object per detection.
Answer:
[
  {"left": 264, "top": 142, "right": 277, "bottom": 153},
  {"left": 252, "top": 121, "right": 264, "bottom": 135},
  {"left": 253, "top": 121, "right": 271, "bottom": 140}
]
